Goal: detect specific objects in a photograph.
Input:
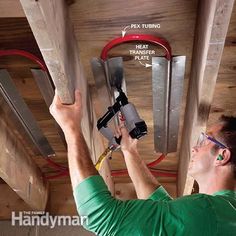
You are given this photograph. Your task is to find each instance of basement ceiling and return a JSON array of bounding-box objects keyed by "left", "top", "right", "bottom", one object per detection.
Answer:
[{"left": 0, "top": 0, "right": 235, "bottom": 218}]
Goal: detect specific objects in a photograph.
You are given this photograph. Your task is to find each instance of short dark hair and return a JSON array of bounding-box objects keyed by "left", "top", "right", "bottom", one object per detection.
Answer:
[{"left": 217, "top": 115, "right": 236, "bottom": 178}]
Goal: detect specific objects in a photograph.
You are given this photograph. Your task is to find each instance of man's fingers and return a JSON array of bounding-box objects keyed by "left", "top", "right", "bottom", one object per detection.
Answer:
[
  {"left": 74, "top": 89, "right": 82, "bottom": 106},
  {"left": 114, "top": 127, "right": 121, "bottom": 138},
  {"left": 120, "top": 124, "right": 129, "bottom": 137},
  {"left": 118, "top": 112, "right": 126, "bottom": 122},
  {"left": 49, "top": 92, "right": 59, "bottom": 116},
  {"left": 133, "top": 139, "right": 138, "bottom": 146},
  {"left": 51, "top": 90, "right": 62, "bottom": 108}
]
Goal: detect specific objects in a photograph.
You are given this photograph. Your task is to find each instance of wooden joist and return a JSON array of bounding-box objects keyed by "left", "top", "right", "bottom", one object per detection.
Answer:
[
  {"left": 0, "top": 99, "right": 48, "bottom": 210},
  {"left": 177, "top": 0, "right": 235, "bottom": 196},
  {"left": 0, "top": 183, "right": 32, "bottom": 220},
  {"left": 0, "top": 0, "right": 25, "bottom": 17},
  {"left": 19, "top": 0, "right": 114, "bottom": 192}
]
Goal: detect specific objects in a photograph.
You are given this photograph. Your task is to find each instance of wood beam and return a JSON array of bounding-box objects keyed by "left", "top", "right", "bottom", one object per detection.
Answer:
[
  {"left": 0, "top": 99, "right": 48, "bottom": 210},
  {"left": 19, "top": 0, "right": 114, "bottom": 193},
  {"left": 0, "top": 183, "right": 32, "bottom": 220},
  {"left": 0, "top": 0, "right": 25, "bottom": 17},
  {"left": 49, "top": 183, "right": 77, "bottom": 216},
  {"left": 178, "top": 0, "right": 235, "bottom": 196}
]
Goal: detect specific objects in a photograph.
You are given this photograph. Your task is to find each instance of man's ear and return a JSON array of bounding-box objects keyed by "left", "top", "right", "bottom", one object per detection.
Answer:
[{"left": 215, "top": 149, "right": 231, "bottom": 166}]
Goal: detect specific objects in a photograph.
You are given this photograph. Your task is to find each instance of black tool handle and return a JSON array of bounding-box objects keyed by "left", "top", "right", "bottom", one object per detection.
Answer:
[{"left": 115, "top": 136, "right": 122, "bottom": 145}]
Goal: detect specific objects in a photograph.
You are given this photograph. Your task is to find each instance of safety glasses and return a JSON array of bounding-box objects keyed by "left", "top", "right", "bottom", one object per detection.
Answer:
[{"left": 196, "top": 132, "right": 228, "bottom": 149}]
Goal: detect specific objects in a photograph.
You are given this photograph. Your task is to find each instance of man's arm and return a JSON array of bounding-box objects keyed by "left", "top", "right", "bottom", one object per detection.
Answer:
[
  {"left": 118, "top": 126, "right": 161, "bottom": 199},
  {"left": 48, "top": 90, "right": 172, "bottom": 235},
  {"left": 49, "top": 90, "right": 98, "bottom": 189},
  {"left": 49, "top": 89, "right": 161, "bottom": 198},
  {"left": 48, "top": 90, "right": 214, "bottom": 236}
]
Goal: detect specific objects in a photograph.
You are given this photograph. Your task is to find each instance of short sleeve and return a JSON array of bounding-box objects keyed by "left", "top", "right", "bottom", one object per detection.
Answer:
[
  {"left": 73, "top": 175, "right": 216, "bottom": 236},
  {"left": 73, "top": 175, "right": 168, "bottom": 235},
  {"left": 148, "top": 186, "right": 173, "bottom": 201}
]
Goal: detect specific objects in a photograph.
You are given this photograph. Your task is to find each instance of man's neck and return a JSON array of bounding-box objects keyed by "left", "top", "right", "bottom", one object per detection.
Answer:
[{"left": 198, "top": 170, "right": 235, "bottom": 195}]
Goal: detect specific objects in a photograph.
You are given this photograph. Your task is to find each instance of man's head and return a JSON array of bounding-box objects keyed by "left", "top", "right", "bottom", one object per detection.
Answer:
[{"left": 189, "top": 115, "right": 236, "bottom": 182}]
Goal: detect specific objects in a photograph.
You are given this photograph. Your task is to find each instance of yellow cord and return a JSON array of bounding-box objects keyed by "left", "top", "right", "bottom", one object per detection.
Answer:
[{"left": 95, "top": 147, "right": 113, "bottom": 170}]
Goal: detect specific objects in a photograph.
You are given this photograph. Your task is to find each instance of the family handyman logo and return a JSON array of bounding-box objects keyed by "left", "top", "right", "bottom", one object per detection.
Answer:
[{"left": 11, "top": 211, "right": 88, "bottom": 228}]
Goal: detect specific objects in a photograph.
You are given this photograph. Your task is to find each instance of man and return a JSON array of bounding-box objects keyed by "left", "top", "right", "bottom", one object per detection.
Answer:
[{"left": 50, "top": 90, "right": 236, "bottom": 235}]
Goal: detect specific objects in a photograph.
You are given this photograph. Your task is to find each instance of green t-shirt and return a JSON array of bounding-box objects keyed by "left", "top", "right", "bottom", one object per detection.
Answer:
[{"left": 74, "top": 175, "right": 236, "bottom": 236}]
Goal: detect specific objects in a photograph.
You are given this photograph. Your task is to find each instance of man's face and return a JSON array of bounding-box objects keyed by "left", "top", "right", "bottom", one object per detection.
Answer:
[{"left": 188, "top": 124, "right": 222, "bottom": 179}]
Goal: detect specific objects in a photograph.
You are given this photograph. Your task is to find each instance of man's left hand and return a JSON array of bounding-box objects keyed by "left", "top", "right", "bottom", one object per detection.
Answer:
[{"left": 49, "top": 90, "right": 83, "bottom": 137}]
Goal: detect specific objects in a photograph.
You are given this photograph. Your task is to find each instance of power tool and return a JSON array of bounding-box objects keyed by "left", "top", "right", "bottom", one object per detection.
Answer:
[{"left": 97, "top": 88, "right": 147, "bottom": 150}]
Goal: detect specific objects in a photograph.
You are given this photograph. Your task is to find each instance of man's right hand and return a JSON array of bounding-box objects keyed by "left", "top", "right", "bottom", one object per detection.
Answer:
[
  {"left": 116, "top": 123, "right": 160, "bottom": 199},
  {"left": 116, "top": 124, "right": 138, "bottom": 154}
]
